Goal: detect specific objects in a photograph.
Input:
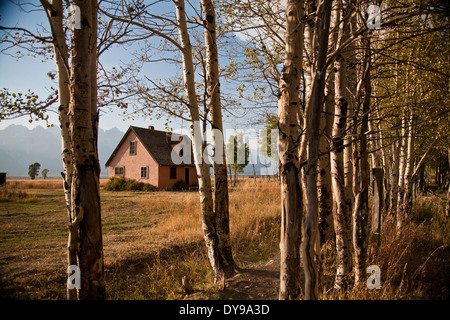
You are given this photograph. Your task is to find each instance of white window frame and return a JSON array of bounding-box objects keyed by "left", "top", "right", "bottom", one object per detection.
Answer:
[
  {"left": 115, "top": 166, "right": 124, "bottom": 176},
  {"left": 140, "top": 166, "right": 148, "bottom": 179},
  {"left": 129, "top": 141, "right": 137, "bottom": 155}
]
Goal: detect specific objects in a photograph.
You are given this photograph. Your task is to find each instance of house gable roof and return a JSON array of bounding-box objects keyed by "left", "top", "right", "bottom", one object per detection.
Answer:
[{"left": 105, "top": 126, "right": 195, "bottom": 167}]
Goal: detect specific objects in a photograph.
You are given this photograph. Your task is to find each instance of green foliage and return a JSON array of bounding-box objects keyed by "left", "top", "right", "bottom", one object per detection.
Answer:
[
  {"left": 124, "top": 179, "right": 145, "bottom": 191},
  {"left": 259, "top": 113, "right": 278, "bottom": 158},
  {"left": 104, "top": 177, "right": 126, "bottom": 191},
  {"left": 372, "top": 8, "right": 450, "bottom": 167},
  {"left": 104, "top": 177, "right": 156, "bottom": 192},
  {"left": 0, "top": 88, "right": 56, "bottom": 126},
  {"left": 226, "top": 133, "right": 250, "bottom": 174},
  {"left": 27, "top": 162, "right": 40, "bottom": 180},
  {"left": 41, "top": 169, "right": 49, "bottom": 179}
]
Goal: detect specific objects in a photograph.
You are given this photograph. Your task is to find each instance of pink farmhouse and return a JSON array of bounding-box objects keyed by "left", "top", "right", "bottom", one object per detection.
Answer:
[{"left": 105, "top": 126, "right": 198, "bottom": 188}]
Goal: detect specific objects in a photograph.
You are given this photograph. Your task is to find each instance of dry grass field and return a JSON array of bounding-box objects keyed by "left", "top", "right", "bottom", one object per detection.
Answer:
[
  {"left": 0, "top": 178, "right": 448, "bottom": 299},
  {"left": 0, "top": 178, "right": 280, "bottom": 299}
]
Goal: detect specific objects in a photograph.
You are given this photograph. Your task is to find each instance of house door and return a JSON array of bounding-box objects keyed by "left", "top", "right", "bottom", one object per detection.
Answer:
[{"left": 184, "top": 167, "right": 190, "bottom": 185}]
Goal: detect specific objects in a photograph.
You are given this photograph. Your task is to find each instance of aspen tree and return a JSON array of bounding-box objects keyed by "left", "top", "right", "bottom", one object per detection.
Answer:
[
  {"left": 396, "top": 111, "right": 407, "bottom": 231},
  {"left": 277, "top": 0, "right": 304, "bottom": 300},
  {"left": 67, "top": 0, "right": 105, "bottom": 299},
  {"left": 352, "top": 33, "right": 370, "bottom": 286},
  {"left": 317, "top": 0, "right": 337, "bottom": 247},
  {"left": 390, "top": 138, "right": 400, "bottom": 211},
  {"left": 330, "top": 0, "right": 352, "bottom": 291},
  {"left": 201, "top": 0, "right": 236, "bottom": 276},
  {"left": 40, "top": 0, "right": 105, "bottom": 300},
  {"left": 402, "top": 110, "right": 415, "bottom": 217},
  {"left": 40, "top": 0, "right": 74, "bottom": 298},
  {"left": 174, "top": 0, "right": 225, "bottom": 283},
  {"left": 303, "top": 0, "right": 332, "bottom": 300},
  {"left": 299, "top": 0, "right": 316, "bottom": 201}
]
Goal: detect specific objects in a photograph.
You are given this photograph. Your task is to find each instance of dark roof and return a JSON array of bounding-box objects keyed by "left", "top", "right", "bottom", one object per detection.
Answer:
[{"left": 105, "top": 126, "right": 195, "bottom": 167}]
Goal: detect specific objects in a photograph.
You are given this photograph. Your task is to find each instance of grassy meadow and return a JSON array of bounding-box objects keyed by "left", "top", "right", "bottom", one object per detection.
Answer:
[
  {"left": 0, "top": 178, "right": 280, "bottom": 299},
  {"left": 0, "top": 178, "right": 448, "bottom": 299}
]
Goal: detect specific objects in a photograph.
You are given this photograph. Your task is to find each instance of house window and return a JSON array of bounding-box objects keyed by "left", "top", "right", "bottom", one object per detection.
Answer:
[
  {"left": 115, "top": 167, "right": 124, "bottom": 176},
  {"left": 129, "top": 141, "right": 136, "bottom": 155},
  {"left": 170, "top": 167, "right": 177, "bottom": 179},
  {"left": 141, "top": 166, "right": 148, "bottom": 179}
]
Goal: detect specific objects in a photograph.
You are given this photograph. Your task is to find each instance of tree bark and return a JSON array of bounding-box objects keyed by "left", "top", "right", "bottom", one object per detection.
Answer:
[
  {"left": 41, "top": 0, "right": 75, "bottom": 299},
  {"left": 396, "top": 111, "right": 407, "bottom": 231},
  {"left": 201, "top": 0, "right": 236, "bottom": 276},
  {"left": 402, "top": 110, "right": 415, "bottom": 217},
  {"left": 318, "top": 62, "right": 334, "bottom": 245},
  {"left": 352, "top": 35, "right": 370, "bottom": 286},
  {"left": 343, "top": 4, "right": 357, "bottom": 219},
  {"left": 303, "top": 0, "right": 332, "bottom": 300},
  {"left": 390, "top": 137, "right": 400, "bottom": 211},
  {"left": 68, "top": 0, "right": 105, "bottom": 299},
  {"left": 299, "top": 0, "right": 316, "bottom": 205},
  {"left": 174, "top": 0, "right": 224, "bottom": 283},
  {"left": 330, "top": 51, "right": 352, "bottom": 291},
  {"left": 375, "top": 106, "right": 391, "bottom": 211},
  {"left": 318, "top": 105, "right": 333, "bottom": 245},
  {"left": 447, "top": 140, "right": 450, "bottom": 218},
  {"left": 371, "top": 168, "right": 384, "bottom": 238},
  {"left": 277, "top": 0, "right": 304, "bottom": 300}
]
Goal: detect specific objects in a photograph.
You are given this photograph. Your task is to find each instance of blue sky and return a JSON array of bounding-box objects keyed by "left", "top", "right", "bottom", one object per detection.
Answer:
[
  {"left": 0, "top": 0, "right": 260, "bottom": 134},
  {"left": 0, "top": 0, "right": 179, "bottom": 132}
]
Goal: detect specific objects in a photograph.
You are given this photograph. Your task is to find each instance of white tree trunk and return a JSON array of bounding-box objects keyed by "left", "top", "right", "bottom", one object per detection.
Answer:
[
  {"left": 299, "top": 0, "right": 316, "bottom": 205},
  {"left": 201, "top": 0, "right": 236, "bottom": 276},
  {"left": 42, "top": 0, "right": 104, "bottom": 300},
  {"left": 277, "top": 0, "right": 304, "bottom": 300},
  {"left": 42, "top": 0, "right": 75, "bottom": 299},
  {"left": 390, "top": 137, "right": 400, "bottom": 211},
  {"left": 330, "top": 50, "right": 352, "bottom": 291},
  {"left": 303, "top": 0, "right": 332, "bottom": 300},
  {"left": 174, "top": 0, "right": 223, "bottom": 283},
  {"left": 68, "top": 0, "right": 105, "bottom": 299},
  {"left": 402, "top": 110, "right": 415, "bottom": 217},
  {"left": 396, "top": 111, "right": 407, "bottom": 231}
]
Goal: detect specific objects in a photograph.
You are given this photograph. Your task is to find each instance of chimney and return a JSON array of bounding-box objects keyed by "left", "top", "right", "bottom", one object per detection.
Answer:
[{"left": 148, "top": 126, "right": 154, "bottom": 130}]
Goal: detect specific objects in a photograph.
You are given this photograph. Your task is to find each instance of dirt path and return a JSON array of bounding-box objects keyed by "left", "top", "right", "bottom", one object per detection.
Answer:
[{"left": 219, "top": 255, "right": 281, "bottom": 300}]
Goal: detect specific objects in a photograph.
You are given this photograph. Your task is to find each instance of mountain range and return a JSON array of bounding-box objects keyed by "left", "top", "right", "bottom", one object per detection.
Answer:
[
  {"left": 0, "top": 124, "right": 277, "bottom": 178},
  {"left": 0, "top": 125, "right": 124, "bottom": 178}
]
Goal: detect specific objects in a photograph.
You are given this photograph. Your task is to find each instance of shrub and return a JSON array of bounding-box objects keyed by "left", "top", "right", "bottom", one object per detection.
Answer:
[
  {"left": 104, "top": 177, "right": 156, "bottom": 192},
  {"left": 172, "top": 180, "right": 188, "bottom": 191},
  {"left": 104, "top": 177, "right": 127, "bottom": 191},
  {"left": 125, "top": 180, "right": 144, "bottom": 191},
  {"left": 143, "top": 183, "right": 156, "bottom": 192}
]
